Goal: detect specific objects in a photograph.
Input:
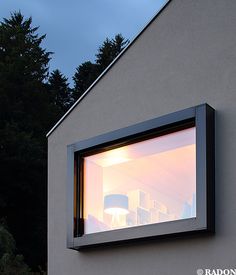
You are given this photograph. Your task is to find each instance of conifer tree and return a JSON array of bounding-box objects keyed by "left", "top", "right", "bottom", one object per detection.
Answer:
[
  {"left": 72, "top": 34, "right": 129, "bottom": 103},
  {"left": 48, "top": 69, "right": 72, "bottom": 112},
  {"left": 96, "top": 34, "right": 129, "bottom": 71},
  {"left": 0, "top": 12, "right": 53, "bottom": 270},
  {"left": 72, "top": 61, "right": 99, "bottom": 101}
]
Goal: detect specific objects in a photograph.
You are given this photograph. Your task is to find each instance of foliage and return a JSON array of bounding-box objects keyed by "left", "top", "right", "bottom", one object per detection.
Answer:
[
  {"left": 72, "top": 61, "right": 99, "bottom": 101},
  {"left": 0, "top": 222, "right": 30, "bottom": 275},
  {"left": 72, "top": 34, "right": 129, "bottom": 102},
  {"left": 96, "top": 34, "right": 129, "bottom": 71},
  {"left": 0, "top": 12, "right": 54, "bottom": 271},
  {"left": 47, "top": 69, "right": 72, "bottom": 114}
]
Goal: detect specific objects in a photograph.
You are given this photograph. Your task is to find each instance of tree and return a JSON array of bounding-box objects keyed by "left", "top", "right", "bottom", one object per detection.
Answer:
[
  {"left": 0, "top": 12, "right": 54, "bottom": 270},
  {"left": 95, "top": 34, "right": 129, "bottom": 71},
  {"left": 72, "top": 61, "right": 99, "bottom": 101},
  {"left": 72, "top": 34, "right": 129, "bottom": 103},
  {"left": 0, "top": 222, "right": 30, "bottom": 275},
  {"left": 48, "top": 69, "right": 72, "bottom": 113}
]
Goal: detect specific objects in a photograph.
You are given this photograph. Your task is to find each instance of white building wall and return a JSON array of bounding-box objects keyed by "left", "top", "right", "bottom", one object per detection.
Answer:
[{"left": 48, "top": 0, "right": 236, "bottom": 274}]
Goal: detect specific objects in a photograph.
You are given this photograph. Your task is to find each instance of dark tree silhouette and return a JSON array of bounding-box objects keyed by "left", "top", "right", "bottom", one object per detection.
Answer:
[
  {"left": 72, "top": 34, "right": 129, "bottom": 102},
  {"left": 0, "top": 222, "right": 30, "bottom": 274},
  {"left": 0, "top": 12, "right": 54, "bottom": 271},
  {"left": 72, "top": 61, "right": 99, "bottom": 101},
  {"left": 48, "top": 69, "right": 72, "bottom": 113},
  {"left": 96, "top": 34, "right": 129, "bottom": 71}
]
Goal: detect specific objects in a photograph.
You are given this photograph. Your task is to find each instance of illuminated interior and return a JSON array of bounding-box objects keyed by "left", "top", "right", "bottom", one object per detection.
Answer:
[{"left": 83, "top": 127, "right": 196, "bottom": 234}]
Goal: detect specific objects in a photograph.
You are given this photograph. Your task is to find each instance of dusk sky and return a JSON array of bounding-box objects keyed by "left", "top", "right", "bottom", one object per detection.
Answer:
[{"left": 1, "top": 0, "right": 167, "bottom": 85}]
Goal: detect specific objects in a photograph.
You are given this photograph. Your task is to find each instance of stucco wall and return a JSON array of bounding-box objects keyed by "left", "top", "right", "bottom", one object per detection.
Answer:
[{"left": 48, "top": 0, "right": 236, "bottom": 274}]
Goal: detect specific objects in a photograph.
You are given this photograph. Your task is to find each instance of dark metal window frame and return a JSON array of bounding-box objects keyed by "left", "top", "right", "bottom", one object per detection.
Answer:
[{"left": 67, "top": 104, "right": 215, "bottom": 250}]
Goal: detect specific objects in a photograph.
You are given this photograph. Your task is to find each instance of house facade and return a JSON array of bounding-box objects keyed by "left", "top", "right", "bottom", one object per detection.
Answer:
[{"left": 48, "top": 0, "right": 236, "bottom": 274}]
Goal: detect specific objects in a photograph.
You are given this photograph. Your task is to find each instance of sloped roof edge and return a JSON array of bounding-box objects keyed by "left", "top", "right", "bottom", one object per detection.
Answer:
[{"left": 46, "top": 0, "right": 171, "bottom": 137}]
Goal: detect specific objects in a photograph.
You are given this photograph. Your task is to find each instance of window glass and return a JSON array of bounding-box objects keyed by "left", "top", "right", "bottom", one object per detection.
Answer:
[{"left": 83, "top": 127, "right": 196, "bottom": 234}]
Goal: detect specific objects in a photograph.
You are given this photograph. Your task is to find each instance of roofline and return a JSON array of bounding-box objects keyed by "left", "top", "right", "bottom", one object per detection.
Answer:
[{"left": 46, "top": 0, "right": 171, "bottom": 138}]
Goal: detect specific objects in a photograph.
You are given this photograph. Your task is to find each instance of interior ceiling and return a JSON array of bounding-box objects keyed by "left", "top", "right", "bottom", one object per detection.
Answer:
[
  {"left": 85, "top": 127, "right": 196, "bottom": 167},
  {"left": 110, "top": 144, "right": 196, "bottom": 202}
]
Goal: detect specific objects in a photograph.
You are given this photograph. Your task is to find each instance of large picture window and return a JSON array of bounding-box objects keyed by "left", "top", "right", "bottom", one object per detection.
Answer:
[
  {"left": 83, "top": 127, "right": 196, "bottom": 234},
  {"left": 67, "top": 104, "right": 214, "bottom": 249}
]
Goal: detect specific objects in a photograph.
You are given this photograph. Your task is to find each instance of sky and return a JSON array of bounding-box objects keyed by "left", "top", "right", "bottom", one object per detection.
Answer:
[{"left": 0, "top": 0, "right": 167, "bottom": 86}]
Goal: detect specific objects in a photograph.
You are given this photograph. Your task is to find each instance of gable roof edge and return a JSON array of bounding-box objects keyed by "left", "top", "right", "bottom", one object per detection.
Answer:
[{"left": 46, "top": 0, "right": 171, "bottom": 138}]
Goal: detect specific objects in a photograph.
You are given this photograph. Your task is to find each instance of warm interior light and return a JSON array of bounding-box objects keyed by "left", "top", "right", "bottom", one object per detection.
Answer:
[
  {"left": 83, "top": 127, "right": 196, "bottom": 234},
  {"left": 104, "top": 207, "right": 129, "bottom": 215},
  {"left": 104, "top": 194, "right": 129, "bottom": 212},
  {"left": 100, "top": 156, "right": 130, "bottom": 167},
  {"left": 104, "top": 194, "right": 129, "bottom": 228},
  {"left": 86, "top": 147, "right": 131, "bottom": 167}
]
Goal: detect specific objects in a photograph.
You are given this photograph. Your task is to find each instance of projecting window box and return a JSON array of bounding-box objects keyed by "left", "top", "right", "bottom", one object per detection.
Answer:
[{"left": 67, "top": 104, "right": 215, "bottom": 250}]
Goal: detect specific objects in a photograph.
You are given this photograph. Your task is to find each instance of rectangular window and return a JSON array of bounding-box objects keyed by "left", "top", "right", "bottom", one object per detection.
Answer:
[
  {"left": 83, "top": 127, "right": 196, "bottom": 234},
  {"left": 67, "top": 104, "right": 214, "bottom": 249}
]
